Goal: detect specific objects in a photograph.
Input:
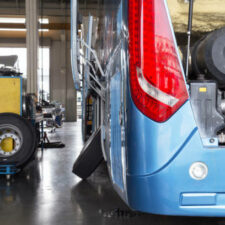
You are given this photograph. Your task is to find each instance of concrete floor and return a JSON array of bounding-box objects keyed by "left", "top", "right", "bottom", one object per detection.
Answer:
[{"left": 0, "top": 121, "right": 225, "bottom": 225}]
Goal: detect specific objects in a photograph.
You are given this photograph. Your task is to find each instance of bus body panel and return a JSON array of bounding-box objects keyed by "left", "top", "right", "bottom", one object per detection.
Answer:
[
  {"left": 110, "top": 71, "right": 125, "bottom": 191},
  {"left": 126, "top": 128, "right": 225, "bottom": 216},
  {"left": 105, "top": 0, "right": 225, "bottom": 216},
  {"left": 126, "top": 95, "right": 198, "bottom": 176}
]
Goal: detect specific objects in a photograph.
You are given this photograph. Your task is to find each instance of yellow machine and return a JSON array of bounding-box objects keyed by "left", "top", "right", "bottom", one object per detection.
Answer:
[
  {"left": 0, "top": 77, "right": 21, "bottom": 115},
  {"left": 0, "top": 77, "right": 22, "bottom": 154},
  {"left": 0, "top": 65, "right": 39, "bottom": 176}
]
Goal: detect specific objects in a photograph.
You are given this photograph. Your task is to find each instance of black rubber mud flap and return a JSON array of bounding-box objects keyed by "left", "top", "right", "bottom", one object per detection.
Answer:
[{"left": 72, "top": 127, "right": 103, "bottom": 179}]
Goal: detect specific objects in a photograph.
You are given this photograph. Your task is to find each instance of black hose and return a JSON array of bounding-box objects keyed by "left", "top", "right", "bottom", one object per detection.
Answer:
[{"left": 185, "top": 0, "right": 194, "bottom": 78}]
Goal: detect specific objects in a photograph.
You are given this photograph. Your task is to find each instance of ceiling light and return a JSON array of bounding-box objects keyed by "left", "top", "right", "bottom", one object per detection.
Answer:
[
  {"left": 0, "top": 18, "right": 25, "bottom": 23},
  {"left": 0, "top": 28, "right": 49, "bottom": 32},
  {"left": 0, "top": 18, "right": 49, "bottom": 24}
]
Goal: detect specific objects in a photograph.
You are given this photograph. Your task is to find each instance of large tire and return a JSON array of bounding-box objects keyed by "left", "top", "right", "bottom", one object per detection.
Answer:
[
  {"left": 0, "top": 113, "right": 37, "bottom": 167},
  {"left": 192, "top": 27, "right": 225, "bottom": 87},
  {"left": 72, "top": 127, "right": 103, "bottom": 179}
]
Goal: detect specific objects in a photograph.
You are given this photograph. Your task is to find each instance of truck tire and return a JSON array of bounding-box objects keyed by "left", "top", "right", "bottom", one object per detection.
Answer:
[
  {"left": 0, "top": 113, "right": 37, "bottom": 167},
  {"left": 192, "top": 27, "right": 225, "bottom": 87}
]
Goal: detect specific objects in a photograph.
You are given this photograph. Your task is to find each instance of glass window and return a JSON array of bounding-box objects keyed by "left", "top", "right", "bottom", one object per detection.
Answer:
[
  {"left": 0, "top": 47, "right": 27, "bottom": 76},
  {"left": 38, "top": 47, "right": 50, "bottom": 101},
  {"left": 0, "top": 47, "right": 50, "bottom": 101}
]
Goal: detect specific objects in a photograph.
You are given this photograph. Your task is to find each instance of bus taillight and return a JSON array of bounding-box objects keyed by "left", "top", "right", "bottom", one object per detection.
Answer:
[{"left": 128, "top": 0, "right": 188, "bottom": 122}]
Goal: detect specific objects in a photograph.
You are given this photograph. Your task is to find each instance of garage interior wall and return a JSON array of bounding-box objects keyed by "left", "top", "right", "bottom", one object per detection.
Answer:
[
  {"left": 0, "top": 0, "right": 77, "bottom": 122},
  {"left": 50, "top": 39, "right": 77, "bottom": 122}
]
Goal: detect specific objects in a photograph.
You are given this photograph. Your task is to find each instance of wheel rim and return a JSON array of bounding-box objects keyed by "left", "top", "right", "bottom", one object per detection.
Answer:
[{"left": 0, "top": 124, "right": 23, "bottom": 157}]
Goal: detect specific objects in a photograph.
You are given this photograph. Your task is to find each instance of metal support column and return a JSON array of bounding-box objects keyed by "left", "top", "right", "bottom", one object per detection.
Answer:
[{"left": 26, "top": 0, "right": 39, "bottom": 94}]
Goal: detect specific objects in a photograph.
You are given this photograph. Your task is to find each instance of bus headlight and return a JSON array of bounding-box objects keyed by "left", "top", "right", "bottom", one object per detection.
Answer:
[{"left": 189, "top": 162, "right": 208, "bottom": 180}]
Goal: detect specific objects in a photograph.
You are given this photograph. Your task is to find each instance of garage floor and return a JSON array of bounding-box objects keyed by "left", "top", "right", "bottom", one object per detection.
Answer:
[{"left": 0, "top": 122, "right": 224, "bottom": 225}]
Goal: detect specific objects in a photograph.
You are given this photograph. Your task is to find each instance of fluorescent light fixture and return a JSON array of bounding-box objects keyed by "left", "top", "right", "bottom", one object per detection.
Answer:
[
  {"left": 0, "top": 18, "right": 25, "bottom": 23},
  {"left": 39, "top": 29, "right": 49, "bottom": 32},
  {"left": 0, "top": 28, "right": 26, "bottom": 31},
  {"left": 0, "top": 17, "right": 49, "bottom": 24},
  {"left": 39, "top": 18, "right": 49, "bottom": 24},
  {"left": 0, "top": 18, "right": 49, "bottom": 32},
  {"left": 0, "top": 28, "right": 49, "bottom": 32}
]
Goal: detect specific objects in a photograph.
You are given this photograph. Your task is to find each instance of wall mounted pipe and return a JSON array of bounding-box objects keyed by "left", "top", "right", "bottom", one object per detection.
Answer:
[{"left": 71, "top": 0, "right": 80, "bottom": 90}]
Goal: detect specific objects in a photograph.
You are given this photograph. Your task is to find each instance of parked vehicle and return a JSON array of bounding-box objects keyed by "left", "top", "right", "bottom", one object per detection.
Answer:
[{"left": 71, "top": 0, "right": 225, "bottom": 216}]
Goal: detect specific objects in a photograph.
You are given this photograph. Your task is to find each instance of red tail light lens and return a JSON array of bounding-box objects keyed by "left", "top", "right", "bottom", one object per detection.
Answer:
[{"left": 128, "top": 0, "right": 188, "bottom": 122}]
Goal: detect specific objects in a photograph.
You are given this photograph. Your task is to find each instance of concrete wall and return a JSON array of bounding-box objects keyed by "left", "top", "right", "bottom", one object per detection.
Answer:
[{"left": 50, "top": 39, "right": 77, "bottom": 122}]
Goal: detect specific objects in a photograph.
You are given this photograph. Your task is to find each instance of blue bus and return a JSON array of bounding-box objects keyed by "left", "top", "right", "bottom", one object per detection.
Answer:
[{"left": 71, "top": 0, "right": 225, "bottom": 217}]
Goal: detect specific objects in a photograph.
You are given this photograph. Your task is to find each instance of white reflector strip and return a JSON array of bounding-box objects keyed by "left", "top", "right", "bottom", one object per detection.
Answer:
[{"left": 136, "top": 67, "right": 179, "bottom": 107}]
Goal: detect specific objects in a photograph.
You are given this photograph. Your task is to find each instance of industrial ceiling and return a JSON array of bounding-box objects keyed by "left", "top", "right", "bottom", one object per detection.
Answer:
[{"left": 0, "top": 0, "right": 225, "bottom": 40}]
